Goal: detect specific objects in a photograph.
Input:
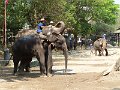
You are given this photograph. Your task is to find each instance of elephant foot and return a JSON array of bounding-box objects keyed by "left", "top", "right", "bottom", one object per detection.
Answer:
[
  {"left": 40, "top": 74, "right": 47, "bottom": 77},
  {"left": 18, "top": 69, "right": 26, "bottom": 75},
  {"left": 106, "top": 53, "right": 108, "bottom": 56},
  {"left": 25, "top": 68, "right": 31, "bottom": 72},
  {"left": 47, "top": 73, "right": 53, "bottom": 77},
  {"left": 63, "top": 69, "right": 67, "bottom": 73},
  {"left": 17, "top": 71, "right": 25, "bottom": 75},
  {"left": 13, "top": 72, "right": 18, "bottom": 76},
  {"left": 98, "top": 54, "right": 102, "bottom": 56}
]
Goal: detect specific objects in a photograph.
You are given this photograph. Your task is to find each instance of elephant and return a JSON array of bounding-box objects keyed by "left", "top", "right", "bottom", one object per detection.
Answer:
[
  {"left": 93, "top": 38, "right": 108, "bottom": 56},
  {"left": 42, "top": 21, "right": 68, "bottom": 73},
  {"left": 47, "top": 33, "right": 68, "bottom": 73},
  {"left": 11, "top": 21, "right": 68, "bottom": 76},
  {"left": 12, "top": 34, "right": 49, "bottom": 76}
]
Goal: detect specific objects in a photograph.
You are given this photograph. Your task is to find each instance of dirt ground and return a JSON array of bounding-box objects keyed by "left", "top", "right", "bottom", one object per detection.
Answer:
[{"left": 0, "top": 47, "right": 120, "bottom": 90}]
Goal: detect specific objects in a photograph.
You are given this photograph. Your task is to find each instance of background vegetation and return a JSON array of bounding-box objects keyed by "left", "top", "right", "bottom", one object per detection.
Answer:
[{"left": 0, "top": 0, "right": 120, "bottom": 46}]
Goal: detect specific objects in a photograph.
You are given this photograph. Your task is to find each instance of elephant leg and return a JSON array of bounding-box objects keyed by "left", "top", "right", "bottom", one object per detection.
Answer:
[
  {"left": 94, "top": 49, "right": 97, "bottom": 56},
  {"left": 101, "top": 48, "right": 105, "bottom": 56},
  {"left": 25, "top": 62, "right": 31, "bottom": 72},
  {"left": 13, "top": 62, "right": 19, "bottom": 75},
  {"left": 44, "top": 44, "right": 53, "bottom": 77},
  {"left": 25, "top": 57, "right": 32, "bottom": 72},
  {"left": 44, "top": 45, "right": 49, "bottom": 76},
  {"left": 18, "top": 60, "right": 26, "bottom": 74},
  {"left": 13, "top": 61, "right": 19, "bottom": 75},
  {"left": 102, "top": 50, "right": 104, "bottom": 56},
  {"left": 105, "top": 48, "right": 108, "bottom": 56},
  {"left": 62, "top": 43, "right": 68, "bottom": 73},
  {"left": 98, "top": 50, "right": 102, "bottom": 56},
  {"left": 37, "top": 51, "right": 46, "bottom": 76},
  {"left": 13, "top": 56, "right": 19, "bottom": 75},
  {"left": 47, "top": 44, "right": 53, "bottom": 76}
]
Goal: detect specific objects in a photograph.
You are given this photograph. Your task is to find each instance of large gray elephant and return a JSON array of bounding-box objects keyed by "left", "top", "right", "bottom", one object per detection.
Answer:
[
  {"left": 47, "top": 33, "right": 68, "bottom": 73},
  {"left": 39, "top": 21, "right": 68, "bottom": 73},
  {"left": 93, "top": 38, "right": 108, "bottom": 56},
  {"left": 42, "top": 21, "right": 68, "bottom": 73}
]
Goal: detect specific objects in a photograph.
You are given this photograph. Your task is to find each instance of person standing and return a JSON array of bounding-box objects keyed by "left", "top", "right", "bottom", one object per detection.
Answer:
[{"left": 102, "top": 34, "right": 106, "bottom": 39}]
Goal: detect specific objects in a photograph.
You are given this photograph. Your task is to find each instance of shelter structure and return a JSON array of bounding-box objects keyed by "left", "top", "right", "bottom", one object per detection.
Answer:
[{"left": 113, "top": 28, "right": 120, "bottom": 46}]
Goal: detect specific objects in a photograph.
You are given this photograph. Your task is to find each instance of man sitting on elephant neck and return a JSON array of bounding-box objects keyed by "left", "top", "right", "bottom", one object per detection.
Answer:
[{"left": 37, "top": 18, "right": 47, "bottom": 39}]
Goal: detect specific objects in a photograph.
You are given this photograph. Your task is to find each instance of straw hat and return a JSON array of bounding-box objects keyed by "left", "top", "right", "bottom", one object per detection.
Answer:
[
  {"left": 50, "top": 21, "right": 54, "bottom": 24},
  {"left": 40, "top": 18, "right": 45, "bottom": 21}
]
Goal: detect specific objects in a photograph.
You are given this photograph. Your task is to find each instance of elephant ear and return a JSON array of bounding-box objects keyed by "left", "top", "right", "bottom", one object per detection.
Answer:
[{"left": 52, "top": 21, "right": 65, "bottom": 35}]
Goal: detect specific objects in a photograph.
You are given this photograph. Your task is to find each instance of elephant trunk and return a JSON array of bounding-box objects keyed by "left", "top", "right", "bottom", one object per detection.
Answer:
[
  {"left": 53, "top": 21, "right": 65, "bottom": 34},
  {"left": 63, "top": 42, "right": 68, "bottom": 73}
]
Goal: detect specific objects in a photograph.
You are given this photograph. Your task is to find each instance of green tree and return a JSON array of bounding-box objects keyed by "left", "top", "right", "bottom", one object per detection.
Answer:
[
  {"left": 0, "top": 0, "right": 119, "bottom": 37},
  {"left": 64, "top": 1, "right": 81, "bottom": 36},
  {"left": 0, "top": 0, "right": 6, "bottom": 29},
  {"left": 27, "top": 0, "right": 66, "bottom": 28},
  {"left": 0, "top": 0, "right": 66, "bottom": 34},
  {"left": 6, "top": 0, "right": 30, "bottom": 34},
  {"left": 74, "top": 0, "right": 119, "bottom": 36}
]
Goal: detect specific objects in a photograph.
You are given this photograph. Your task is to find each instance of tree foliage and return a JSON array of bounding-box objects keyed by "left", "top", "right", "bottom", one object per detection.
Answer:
[
  {"left": 0, "top": 0, "right": 119, "bottom": 36},
  {"left": 27, "top": 0, "right": 66, "bottom": 28},
  {"left": 0, "top": 0, "right": 66, "bottom": 33},
  {"left": 74, "top": 0, "right": 119, "bottom": 36}
]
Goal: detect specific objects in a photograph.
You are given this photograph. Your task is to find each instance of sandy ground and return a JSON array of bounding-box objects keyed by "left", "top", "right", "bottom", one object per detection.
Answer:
[{"left": 0, "top": 47, "right": 120, "bottom": 90}]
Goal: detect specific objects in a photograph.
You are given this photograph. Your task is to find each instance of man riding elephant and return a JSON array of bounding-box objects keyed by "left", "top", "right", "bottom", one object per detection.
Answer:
[{"left": 93, "top": 38, "right": 108, "bottom": 56}]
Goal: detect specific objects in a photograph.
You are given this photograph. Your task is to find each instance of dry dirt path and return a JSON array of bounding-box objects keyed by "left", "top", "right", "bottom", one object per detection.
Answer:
[{"left": 0, "top": 47, "right": 120, "bottom": 90}]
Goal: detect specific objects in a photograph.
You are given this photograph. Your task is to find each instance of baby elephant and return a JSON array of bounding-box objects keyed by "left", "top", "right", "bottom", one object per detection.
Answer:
[{"left": 93, "top": 38, "right": 108, "bottom": 56}]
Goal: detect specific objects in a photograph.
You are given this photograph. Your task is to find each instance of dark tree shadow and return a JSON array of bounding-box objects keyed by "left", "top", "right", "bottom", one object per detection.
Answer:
[
  {"left": 0, "top": 66, "right": 41, "bottom": 82},
  {"left": 0, "top": 66, "right": 76, "bottom": 82}
]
